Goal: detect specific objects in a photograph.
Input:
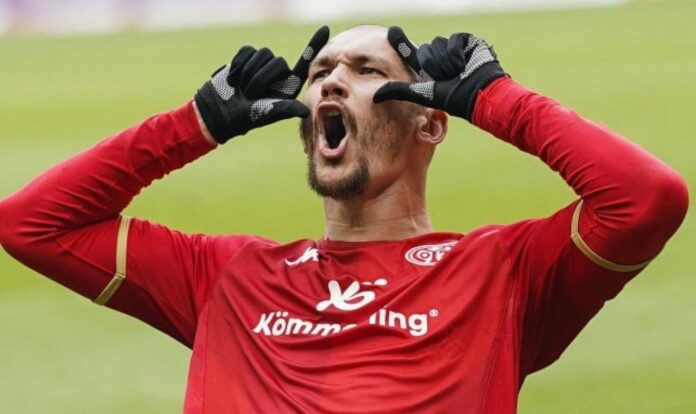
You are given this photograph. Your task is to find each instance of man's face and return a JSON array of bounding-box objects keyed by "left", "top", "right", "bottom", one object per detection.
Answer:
[{"left": 301, "top": 26, "right": 421, "bottom": 199}]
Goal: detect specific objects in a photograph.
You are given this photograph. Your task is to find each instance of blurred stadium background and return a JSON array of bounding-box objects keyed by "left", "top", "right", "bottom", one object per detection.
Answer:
[{"left": 0, "top": 0, "right": 694, "bottom": 412}]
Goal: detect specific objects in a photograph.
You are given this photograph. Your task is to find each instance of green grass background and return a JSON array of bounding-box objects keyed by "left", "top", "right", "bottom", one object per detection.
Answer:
[{"left": 1, "top": 1, "right": 694, "bottom": 412}]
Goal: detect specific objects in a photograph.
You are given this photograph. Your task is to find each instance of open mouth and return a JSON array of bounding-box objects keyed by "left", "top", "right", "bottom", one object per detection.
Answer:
[{"left": 322, "top": 109, "right": 347, "bottom": 150}]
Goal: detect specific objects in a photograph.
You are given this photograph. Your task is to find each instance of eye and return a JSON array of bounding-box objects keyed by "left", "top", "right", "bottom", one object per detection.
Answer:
[
  {"left": 358, "top": 67, "right": 383, "bottom": 76},
  {"left": 311, "top": 69, "right": 330, "bottom": 82}
]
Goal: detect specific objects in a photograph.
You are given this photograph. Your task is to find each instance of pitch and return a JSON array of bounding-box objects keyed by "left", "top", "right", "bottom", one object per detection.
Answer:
[{"left": 0, "top": 0, "right": 694, "bottom": 412}]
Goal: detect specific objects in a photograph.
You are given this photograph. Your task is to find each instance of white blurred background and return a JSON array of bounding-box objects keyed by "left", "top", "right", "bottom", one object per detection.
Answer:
[{"left": 0, "top": 0, "right": 624, "bottom": 36}]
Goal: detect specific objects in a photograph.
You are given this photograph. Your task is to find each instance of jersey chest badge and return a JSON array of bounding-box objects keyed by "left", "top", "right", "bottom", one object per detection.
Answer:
[{"left": 405, "top": 241, "right": 457, "bottom": 266}]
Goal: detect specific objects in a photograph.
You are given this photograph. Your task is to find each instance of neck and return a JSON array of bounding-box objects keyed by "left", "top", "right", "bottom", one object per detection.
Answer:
[{"left": 323, "top": 178, "right": 432, "bottom": 242}]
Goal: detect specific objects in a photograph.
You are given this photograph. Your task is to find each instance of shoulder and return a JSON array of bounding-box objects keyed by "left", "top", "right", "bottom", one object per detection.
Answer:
[{"left": 456, "top": 200, "right": 578, "bottom": 251}]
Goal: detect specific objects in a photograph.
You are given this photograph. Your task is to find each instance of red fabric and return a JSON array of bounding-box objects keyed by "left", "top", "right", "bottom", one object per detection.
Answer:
[{"left": 0, "top": 80, "right": 688, "bottom": 413}]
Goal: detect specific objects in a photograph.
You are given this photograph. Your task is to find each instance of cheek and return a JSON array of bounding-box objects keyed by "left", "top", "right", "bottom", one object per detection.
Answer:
[
  {"left": 352, "top": 79, "right": 385, "bottom": 102},
  {"left": 302, "top": 85, "right": 322, "bottom": 108},
  {"left": 351, "top": 87, "right": 393, "bottom": 127},
  {"left": 357, "top": 79, "right": 410, "bottom": 116}
]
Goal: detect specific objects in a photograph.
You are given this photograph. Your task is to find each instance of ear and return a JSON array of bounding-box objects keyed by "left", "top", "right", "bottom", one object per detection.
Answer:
[{"left": 415, "top": 108, "right": 447, "bottom": 146}]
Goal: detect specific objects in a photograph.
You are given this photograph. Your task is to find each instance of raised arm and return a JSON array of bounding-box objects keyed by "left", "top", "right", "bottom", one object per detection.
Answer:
[
  {"left": 0, "top": 101, "right": 226, "bottom": 346},
  {"left": 474, "top": 76, "right": 687, "bottom": 266},
  {"left": 0, "top": 28, "right": 329, "bottom": 347},
  {"left": 374, "top": 27, "right": 688, "bottom": 374},
  {"left": 474, "top": 75, "right": 688, "bottom": 373}
]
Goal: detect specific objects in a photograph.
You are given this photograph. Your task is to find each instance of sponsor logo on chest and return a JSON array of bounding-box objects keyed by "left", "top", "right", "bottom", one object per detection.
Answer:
[
  {"left": 253, "top": 278, "right": 439, "bottom": 338},
  {"left": 250, "top": 242, "right": 455, "bottom": 339}
]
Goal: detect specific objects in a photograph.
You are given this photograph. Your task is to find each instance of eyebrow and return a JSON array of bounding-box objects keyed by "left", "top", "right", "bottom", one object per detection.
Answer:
[
  {"left": 311, "top": 53, "right": 390, "bottom": 70},
  {"left": 352, "top": 54, "right": 390, "bottom": 67}
]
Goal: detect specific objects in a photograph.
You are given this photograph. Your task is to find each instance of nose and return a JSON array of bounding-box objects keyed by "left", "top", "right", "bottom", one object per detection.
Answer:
[{"left": 320, "top": 69, "right": 348, "bottom": 99}]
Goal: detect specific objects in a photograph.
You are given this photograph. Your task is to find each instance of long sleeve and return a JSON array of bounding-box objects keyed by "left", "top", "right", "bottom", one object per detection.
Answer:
[
  {"left": 472, "top": 77, "right": 689, "bottom": 375},
  {"left": 0, "top": 102, "right": 252, "bottom": 347}
]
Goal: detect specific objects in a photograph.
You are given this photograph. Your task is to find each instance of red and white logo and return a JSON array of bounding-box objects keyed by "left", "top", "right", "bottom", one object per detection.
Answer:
[{"left": 405, "top": 241, "right": 457, "bottom": 267}]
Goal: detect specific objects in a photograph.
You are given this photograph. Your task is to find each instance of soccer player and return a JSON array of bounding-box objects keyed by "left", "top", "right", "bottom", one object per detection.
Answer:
[{"left": 0, "top": 24, "right": 689, "bottom": 413}]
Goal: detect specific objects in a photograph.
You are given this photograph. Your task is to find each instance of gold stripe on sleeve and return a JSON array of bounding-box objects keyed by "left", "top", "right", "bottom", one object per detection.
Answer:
[
  {"left": 94, "top": 216, "right": 131, "bottom": 305},
  {"left": 571, "top": 199, "right": 653, "bottom": 273}
]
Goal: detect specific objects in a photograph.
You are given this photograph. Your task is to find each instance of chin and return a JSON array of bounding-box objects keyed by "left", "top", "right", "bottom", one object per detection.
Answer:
[{"left": 307, "top": 155, "right": 369, "bottom": 199}]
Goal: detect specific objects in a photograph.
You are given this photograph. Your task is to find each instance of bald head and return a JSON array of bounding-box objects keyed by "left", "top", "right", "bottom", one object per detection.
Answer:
[
  {"left": 337, "top": 24, "right": 388, "bottom": 36},
  {"left": 309, "top": 24, "right": 419, "bottom": 83}
]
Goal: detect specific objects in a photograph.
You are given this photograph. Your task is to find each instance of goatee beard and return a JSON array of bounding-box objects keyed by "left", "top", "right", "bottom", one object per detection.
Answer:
[{"left": 307, "top": 156, "right": 369, "bottom": 199}]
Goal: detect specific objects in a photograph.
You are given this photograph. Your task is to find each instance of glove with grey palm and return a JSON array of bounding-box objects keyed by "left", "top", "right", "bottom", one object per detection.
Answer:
[
  {"left": 373, "top": 26, "right": 507, "bottom": 122},
  {"left": 195, "top": 26, "right": 330, "bottom": 144}
]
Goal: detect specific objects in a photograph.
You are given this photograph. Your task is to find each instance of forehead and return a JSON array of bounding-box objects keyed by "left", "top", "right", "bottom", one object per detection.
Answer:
[{"left": 311, "top": 27, "right": 398, "bottom": 67}]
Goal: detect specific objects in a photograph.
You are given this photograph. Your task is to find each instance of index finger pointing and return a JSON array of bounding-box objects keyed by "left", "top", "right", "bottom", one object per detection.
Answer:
[
  {"left": 386, "top": 26, "right": 422, "bottom": 73},
  {"left": 291, "top": 25, "right": 330, "bottom": 82}
]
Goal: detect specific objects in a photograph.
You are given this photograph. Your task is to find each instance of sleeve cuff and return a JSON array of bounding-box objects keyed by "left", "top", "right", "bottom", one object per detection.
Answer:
[
  {"left": 171, "top": 100, "right": 219, "bottom": 151},
  {"left": 472, "top": 77, "right": 535, "bottom": 144}
]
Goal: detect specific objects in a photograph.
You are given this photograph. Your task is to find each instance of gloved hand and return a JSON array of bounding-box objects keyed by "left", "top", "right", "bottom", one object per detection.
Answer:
[
  {"left": 373, "top": 26, "right": 507, "bottom": 122},
  {"left": 195, "top": 26, "right": 330, "bottom": 144}
]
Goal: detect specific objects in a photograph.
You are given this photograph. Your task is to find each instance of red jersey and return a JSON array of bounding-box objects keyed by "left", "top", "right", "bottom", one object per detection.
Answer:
[{"left": 0, "top": 78, "right": 688, "bottom": 413}]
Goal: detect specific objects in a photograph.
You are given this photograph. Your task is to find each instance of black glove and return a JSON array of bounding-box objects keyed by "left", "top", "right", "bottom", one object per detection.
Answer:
[
  {"left": 195, "top": 26, "right": 330, "bottom": 144},
  {"left": 373, "top": 26, "right": 507, "bottom": 122}
]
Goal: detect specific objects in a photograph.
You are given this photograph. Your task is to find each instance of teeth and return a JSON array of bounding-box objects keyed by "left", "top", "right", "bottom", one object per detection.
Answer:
[{"left": 326, "top": 109, "right": 340, "bottom": 116}]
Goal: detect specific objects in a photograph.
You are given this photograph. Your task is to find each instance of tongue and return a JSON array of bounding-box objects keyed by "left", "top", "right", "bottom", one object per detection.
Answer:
[{"left": 326, "top": 115, "right": 346, "bottom": 149}]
